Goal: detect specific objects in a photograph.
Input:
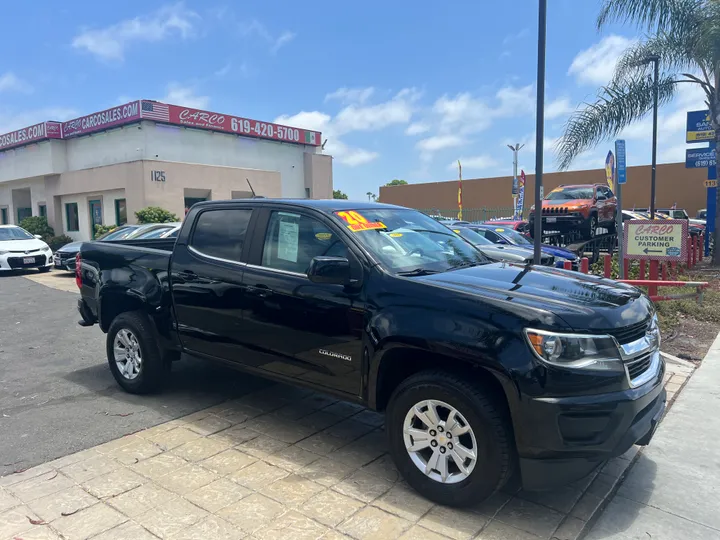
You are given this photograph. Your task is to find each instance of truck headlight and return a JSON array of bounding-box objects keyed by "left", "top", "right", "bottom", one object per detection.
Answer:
[
  {"left": 42, "top": 246, "right": 51, "bottom": 252},
  {"left": 524, "top": 329, "right": 623, "bottom": 370}
]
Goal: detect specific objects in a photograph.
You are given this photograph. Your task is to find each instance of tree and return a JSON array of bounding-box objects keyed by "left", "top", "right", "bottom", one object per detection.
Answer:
[
  {"left": 366, "top": 192, "right": 377, "bottom": 201},
  {"left": 19, "top": 216, "right": 54, "bottom": 238},
  {"left": 333, "top": 189, "right": 348, "bottom": 200},
  {"left": 556, "top": 0, "right": 720, "bottom": 263},
  {"left": 386, "top": 179, "right": 408, "bottom": 186}
]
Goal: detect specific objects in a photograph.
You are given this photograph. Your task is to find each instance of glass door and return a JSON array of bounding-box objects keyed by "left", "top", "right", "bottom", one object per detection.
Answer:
[{"left": 89, "top": 199, "right": 103, "bottom": 238}]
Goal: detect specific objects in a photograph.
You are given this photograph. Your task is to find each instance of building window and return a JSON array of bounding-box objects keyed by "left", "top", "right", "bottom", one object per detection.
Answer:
[
  {"left": 65, "top": 203, "right": 79, "bottom": 232},
  {"left": 17, "top": 207, "right": 32, "bottom": 223},
  {"left": 0, "top": 208, "right": 7, "bottom": 225},
  {"left": 38, "top": 204, "right": 47, "bottom": 218},
  {"left": 115, "top": 199, "right": 127, "bottom": 226}
]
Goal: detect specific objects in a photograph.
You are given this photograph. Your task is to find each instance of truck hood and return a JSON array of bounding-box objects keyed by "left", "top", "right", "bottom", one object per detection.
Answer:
[{"left": 414, "top": 263, "right": 650, "bottom": 332}]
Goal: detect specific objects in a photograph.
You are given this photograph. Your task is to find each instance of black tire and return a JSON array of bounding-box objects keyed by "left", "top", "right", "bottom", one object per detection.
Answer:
[
  {"left": 38, "top": 266, "right": 51, "bottom": 273},
  {"left": 107, "top": 311, "right": 166, "bottom": 394},
  {"left": 386, "top": 370, "right": 514, "bottom": 507},
  {"left": 584, "top": 214, "right": 597, "bottom": 240}
]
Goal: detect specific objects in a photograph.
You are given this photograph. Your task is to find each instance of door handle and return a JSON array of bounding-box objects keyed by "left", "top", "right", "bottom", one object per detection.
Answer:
[
  {"left": 176, "top": 270, "right": 197, "bottom": 281},
  {"left": 246, "top": 285, "right": 274, "bottom": 298}
]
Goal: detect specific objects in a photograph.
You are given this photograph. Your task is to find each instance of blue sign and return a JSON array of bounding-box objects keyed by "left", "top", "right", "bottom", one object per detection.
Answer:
[
  {"left": 686, "top": 147, "right": 716, "bottom": 168},
  {"left": 512, "top": 176, "right": 518, "bottom": 195},
  {"left": 687, "top": 110, "right": 715, "bottom": 142},
  {"left": 615, "top": 139, "right": 627, "bottom": 184}
]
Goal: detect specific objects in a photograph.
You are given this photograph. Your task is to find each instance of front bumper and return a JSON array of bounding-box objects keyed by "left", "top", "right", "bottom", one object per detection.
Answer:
[
  {"left": 0, "top": 252, "right": 53, "bottom": 271},
  {"left": 529, "top": 214, "right": 587, "bottom": 231},
  {"left": 517, "top": 354, "right": 666, "bottom": 490},
  {"left": 54, "top": 252, "right": 77, "bottom": 271}
]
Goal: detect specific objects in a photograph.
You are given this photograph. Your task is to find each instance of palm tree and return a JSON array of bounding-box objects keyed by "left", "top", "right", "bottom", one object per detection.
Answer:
[{"left": 556, "top": 0, "right": 720, "bottom": 263}]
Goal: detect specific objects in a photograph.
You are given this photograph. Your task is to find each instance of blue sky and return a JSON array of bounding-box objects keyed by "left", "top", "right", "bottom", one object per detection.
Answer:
[{"left": 1, "top": 0, "right": 709, "bottom": 200}]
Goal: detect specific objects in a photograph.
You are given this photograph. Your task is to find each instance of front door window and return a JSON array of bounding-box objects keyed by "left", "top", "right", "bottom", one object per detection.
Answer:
[{"left": 89, "top": 200, "right": 103, "bottom": 238}]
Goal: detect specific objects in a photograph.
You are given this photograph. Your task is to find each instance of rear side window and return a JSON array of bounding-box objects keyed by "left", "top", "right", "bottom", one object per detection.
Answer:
[{"left": 191, "top": 209, "right": 252, "bottom": 262}]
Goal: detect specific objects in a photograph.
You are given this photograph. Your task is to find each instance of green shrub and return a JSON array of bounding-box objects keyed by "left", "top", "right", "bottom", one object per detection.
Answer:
[
  {"left": 46, "top": 235, "right": 75, "bottom": 251},
  {"left": 135, "top": 207, "right": 179, "bottom": 224},
  {"left": 94, "top": 224, "right": 116, "bottom": 237},
  {"left": 19, "top": 216, "right": 54, "bottom": 238}
]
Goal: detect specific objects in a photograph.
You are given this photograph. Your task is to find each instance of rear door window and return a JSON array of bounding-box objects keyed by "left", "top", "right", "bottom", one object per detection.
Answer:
[{"left": 190, "top": 209, "right": 253, "bottom": 263}]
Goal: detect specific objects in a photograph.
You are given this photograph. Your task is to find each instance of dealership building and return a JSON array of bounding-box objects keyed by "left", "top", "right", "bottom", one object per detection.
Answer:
[{"left": 0, "top": 100, "right": 331, "bottom": 240}]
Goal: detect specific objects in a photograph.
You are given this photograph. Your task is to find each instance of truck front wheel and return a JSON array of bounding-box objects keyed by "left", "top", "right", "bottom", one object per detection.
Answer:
[
  {"left": 107, "top": 311, "right": 166, "bottom": 394},
  {"left": 386, "top": 370, "right": 514, "bottom": 507}
]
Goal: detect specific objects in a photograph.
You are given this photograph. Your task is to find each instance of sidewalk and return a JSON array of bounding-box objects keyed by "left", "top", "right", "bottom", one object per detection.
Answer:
[
  {"left": 0, "top": 355, "right": 695, "bottom": 540},
  {"left": 587, "top": 333, "right": 720, "bottom": 540}
]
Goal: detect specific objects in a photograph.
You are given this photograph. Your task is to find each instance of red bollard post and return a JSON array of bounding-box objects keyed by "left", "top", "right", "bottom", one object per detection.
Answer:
[
  {"left": 580, "top": 257, "right": 589, "bottom": 274},
  {"left": 649, "top": 260, "right": 659, "bottom": 297},
  {"left": 687, "top": 236, "right": 692, "bottom": 268},
  {"left": 661, "top": 262, "right": 668, "bottom": 281},
  {"left": 671, "top": 261, "right": 677, "bottom": 279},
  {"left": 692, "top": 236, "right": 697, "bottom": 267},
  {"left": 603, "top": 254, "right": 612, "bottom": 278},
  {"left": 563, "top": 260, "right": 572, "bottom": 270},
  {"left": 699, "top": 234, "right": 704, "bottom": 262},
  {"left": 639, "top": 259, "right": 646, "bottom": 280},
  {"left": 623, "top": 258, "right": 629, "bottom": 278}
]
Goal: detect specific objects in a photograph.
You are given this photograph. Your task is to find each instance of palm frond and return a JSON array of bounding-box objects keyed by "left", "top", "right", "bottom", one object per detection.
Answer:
[
  {"left": 613, "top": 30, "right": 707, "bottom": 82},
  {"left": 597, "top": 0, "right": 703, "bottom": 33},
  {"left": 556, "top": 75, "right": 679, "bottom": 171}
]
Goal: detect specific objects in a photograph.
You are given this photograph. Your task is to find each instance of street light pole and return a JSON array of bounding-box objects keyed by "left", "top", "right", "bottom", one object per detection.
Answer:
[
  {"left": 639, "top": 54, "right": 660, "bottom": 219},
  {"left": 508, "top": 143, "right": 524, "bottom": 215},
  {"left": 533, "top": 0, "right": 547, "bottom": 264}
]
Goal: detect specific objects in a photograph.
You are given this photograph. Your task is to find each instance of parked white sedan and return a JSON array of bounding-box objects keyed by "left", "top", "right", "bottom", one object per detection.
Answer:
[{"left": 0, "top": 225, "right": 53, "bottom": 272}]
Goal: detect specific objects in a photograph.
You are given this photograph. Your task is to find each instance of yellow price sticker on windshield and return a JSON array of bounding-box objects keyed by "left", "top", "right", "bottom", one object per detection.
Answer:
[
  {"left": 389, "top": 233, "right": 403, "bottom": 237},
  {"left": 495, "top": 228, "right": 505, "bottom": 232},
  {"left": 315, "top": 232, "right": 332, "bottom": 240},
  {"left": 335, "top": 211, "right": 386, "bottom": 232}
]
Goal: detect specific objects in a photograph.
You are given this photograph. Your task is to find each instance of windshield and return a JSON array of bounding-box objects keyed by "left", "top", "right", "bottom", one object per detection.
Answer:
[
  {"left": 452, "top": 227, "right": 492, "bottom": 246},
  {"left": 333, "top": 208, "right": 489, "bottom": 274},
  {"left": 493, "top": 227, "right": 531, "bottom": 245},
  {"left": 135, "top": 226, "right": 175, "bottom": 239},
  {"left": 97, "top": 226, "right": 138, "bottom": 241},
  {"left": 545, "top": 187, "right": 594, "bottom": 200},
  {"left": 0, "top": 227, "right": 34, "bottom": 241}
]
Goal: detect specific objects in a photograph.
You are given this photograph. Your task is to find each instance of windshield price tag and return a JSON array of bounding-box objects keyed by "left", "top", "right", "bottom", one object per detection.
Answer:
[{"left": 335, "top": 211, "right": 386, "bottom": 232}]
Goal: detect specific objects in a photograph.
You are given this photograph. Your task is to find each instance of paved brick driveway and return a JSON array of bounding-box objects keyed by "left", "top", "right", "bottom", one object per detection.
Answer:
[{"left": 0, "top": 273, "right": 694, "bottom": 540}]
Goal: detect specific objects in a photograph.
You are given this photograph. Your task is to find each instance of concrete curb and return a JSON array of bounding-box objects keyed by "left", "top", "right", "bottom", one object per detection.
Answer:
[{"left": 551, "top": 357, "right": 695, "bottom": 540}]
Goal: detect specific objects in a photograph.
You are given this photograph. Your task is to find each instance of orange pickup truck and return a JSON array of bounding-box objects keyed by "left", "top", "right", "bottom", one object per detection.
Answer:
[{"left": 528, "top": 183, "right": 618, "bottom": 239}]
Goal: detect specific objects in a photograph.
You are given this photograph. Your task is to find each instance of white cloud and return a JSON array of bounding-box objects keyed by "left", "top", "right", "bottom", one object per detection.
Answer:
[
  {"left": 239, "top": 19, "right": 296, "bottom": 54},
  {"left": 568, "top": 35, "right": 636, "bottom": 85},
  {"left": 0, "top": 72, "right": 32, "bottom": 93},
  {"left": 72, "top": 3, "right": 199, "bottom": 61},
  {"left": 161, "top": 84, "right": 209, "bottom": 109},
  {"left": 545, "top": 97, "right": 575, "bottom": 120},
  {"left": 325, "top": 87, "right": 375, "bottom": 105},
  {"left": 433, "top": 93, "right": 493, "bottom": 134},
  {"left": 405, "top": 122, "right": 430, "bottom": 135},
  {"left": 417, "top": 135, "right": 466, "bottom": 153},
  {"left": 334, "top": 89, "right": 419, "bottom": 134},
  {"left": 449, "top": 155, "right": 498, "bottom": 171},
  {"left": 271, "top": 31, "right": 296, "bottom": 54},
  {"left": 495, "top": 84, "right": 535, "bottom": 117},
  {"left": 0, "top": 107, "right": 77, "bottom": 134},
  {"left": 503, "top": 28, "right": 529, "bottom": 46}
]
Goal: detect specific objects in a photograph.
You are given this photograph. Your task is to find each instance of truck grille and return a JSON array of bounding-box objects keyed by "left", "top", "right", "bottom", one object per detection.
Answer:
[
  {"left": 542, "top": 207, "right": 570, "bottom": 214},
  {"left": 624, "top": 351, "right": 654, "bottom": 381},
  {"left": 604, "top": 319, "right": 650, "bottom": 345}
]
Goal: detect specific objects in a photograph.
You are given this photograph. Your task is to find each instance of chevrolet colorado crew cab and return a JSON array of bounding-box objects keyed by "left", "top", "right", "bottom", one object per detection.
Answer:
[{"left": 76, "top": 199, "right": 665, "bottom": 507}]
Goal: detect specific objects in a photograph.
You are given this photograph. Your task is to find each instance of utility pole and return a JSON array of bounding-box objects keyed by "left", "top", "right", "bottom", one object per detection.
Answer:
[
  {"left": 508, "top": 143, "right": 524, "bottom": 217},
  {"left": 533, "top": 0, "right": 547, "bottom": 264},
  {"left": 638, "top": 54, "right": 660, "bottom": 218}
]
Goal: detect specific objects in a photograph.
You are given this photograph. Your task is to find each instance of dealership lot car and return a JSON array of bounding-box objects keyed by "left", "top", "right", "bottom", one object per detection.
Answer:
[
  {"left": 0, "top": 225, "right": 53, "bottom": 272},
  {"left": 473, "top": 224, "right": 578, "bottom": 269},
  {"left": 451, "top": 226, "right": 555, "bottom": 266},
  {"left": 77, "top": 200, "right": 666, "bottom": 507}
]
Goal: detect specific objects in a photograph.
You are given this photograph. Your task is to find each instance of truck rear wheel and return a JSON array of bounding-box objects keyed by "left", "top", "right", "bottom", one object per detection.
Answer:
[
  {"left": 107, "top": 311, "right": 165, "bottom": 394},
  {"left": 386, "top": 370, "right": 513, "bottom": 507}
]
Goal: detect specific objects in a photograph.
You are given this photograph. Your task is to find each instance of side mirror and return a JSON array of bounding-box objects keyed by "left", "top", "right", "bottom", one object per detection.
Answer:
[
  {"left": 307, "top": 256, "right": 351, "bottom": 285},
  {"left": 34, "top": 235, "right": 42, "bottom": 239}
]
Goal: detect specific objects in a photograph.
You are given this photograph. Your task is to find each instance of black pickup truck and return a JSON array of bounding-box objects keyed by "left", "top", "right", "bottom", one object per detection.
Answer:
[{"left": 77, "top": 199, "right": 665, "bottom": 507}]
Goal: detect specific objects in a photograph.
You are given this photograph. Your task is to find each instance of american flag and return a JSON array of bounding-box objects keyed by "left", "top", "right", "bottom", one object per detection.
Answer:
[{"left": 141, "top": 101, "right": 170, "bottom": 122}]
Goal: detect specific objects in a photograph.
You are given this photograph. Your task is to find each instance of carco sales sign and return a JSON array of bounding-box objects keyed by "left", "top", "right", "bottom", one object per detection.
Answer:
[{"left": 624, "top": 220, "right": 688, "bottom": 261}]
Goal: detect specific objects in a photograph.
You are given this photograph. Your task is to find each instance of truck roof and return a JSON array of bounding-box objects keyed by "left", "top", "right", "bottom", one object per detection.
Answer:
[{"left": 192, "top": 198, "right": 404, "bottom": 214}]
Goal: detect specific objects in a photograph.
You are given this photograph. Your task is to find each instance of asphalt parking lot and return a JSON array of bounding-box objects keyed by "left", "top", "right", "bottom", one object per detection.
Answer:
[{"left": 0, "top": 270, "right": 270, "bottom": 477}]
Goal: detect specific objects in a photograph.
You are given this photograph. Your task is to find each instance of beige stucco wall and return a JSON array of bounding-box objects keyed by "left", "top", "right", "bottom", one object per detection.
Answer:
[
  {"left": 141, "top": 160, "right": 282, "bottom": 218},
  {"left": 303, "top": 153, "right": 333, "bottom": 199}
]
